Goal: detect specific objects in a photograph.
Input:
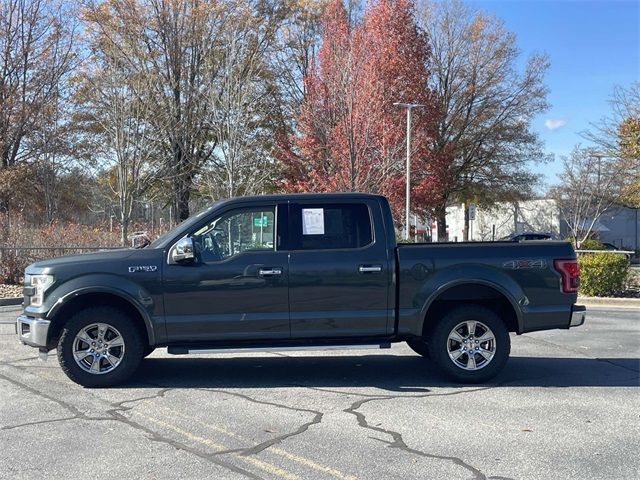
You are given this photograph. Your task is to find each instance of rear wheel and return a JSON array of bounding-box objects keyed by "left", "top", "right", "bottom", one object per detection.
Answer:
[
  {"left": 57, "top": 307, "right": 144, "bottom": 387},
  {"left": 430, "top": 305, "right": 510, "bottom": 383}
]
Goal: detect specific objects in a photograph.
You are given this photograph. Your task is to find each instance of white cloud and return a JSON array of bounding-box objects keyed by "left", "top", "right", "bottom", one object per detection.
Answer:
[{"left": 544, "top": 118, "right": 568, "bottom": 131}]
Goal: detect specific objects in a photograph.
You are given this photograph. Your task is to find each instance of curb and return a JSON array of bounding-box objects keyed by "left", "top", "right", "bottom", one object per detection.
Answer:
[
  {"left": 578, "top": 296, "right": 640, "bottom": 309},
  {"left": 0, "top": 298, "right": 22, "bottom": 307}
]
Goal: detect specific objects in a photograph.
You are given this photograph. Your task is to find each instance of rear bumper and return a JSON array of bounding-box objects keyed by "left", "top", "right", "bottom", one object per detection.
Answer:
[
  {"left": 16, "top": 315, "right": 50, "bottom": 348},
  {"left": 570, "top": 305, "right": 586, "bottom": 328}
]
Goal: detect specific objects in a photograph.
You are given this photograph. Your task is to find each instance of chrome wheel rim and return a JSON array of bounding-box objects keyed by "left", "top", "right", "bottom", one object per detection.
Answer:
[
  {"left": 72, "top": 323, "right": 125, "bottom": 375},
  {"left": 447, "top": 320, "right": 496, "bottom": 371}
]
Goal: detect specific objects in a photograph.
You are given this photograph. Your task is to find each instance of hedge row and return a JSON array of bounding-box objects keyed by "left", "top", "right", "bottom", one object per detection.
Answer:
[{"left": 578, "top": 252, "right": 630, "bottom": 297}]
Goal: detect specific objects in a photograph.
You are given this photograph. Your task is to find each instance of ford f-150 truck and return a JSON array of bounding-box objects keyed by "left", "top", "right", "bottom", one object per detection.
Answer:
[{"left": 16, "top": 193, "right": 586, "bottom": 387}]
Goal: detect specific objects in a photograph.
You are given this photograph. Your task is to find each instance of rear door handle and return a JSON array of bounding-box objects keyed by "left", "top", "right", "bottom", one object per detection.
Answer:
[
  {"left": 359, "top": 265, "right": 382, "bottom": 273},
  {"left": 259, "top": 267, "right": 283, "bottom": 277}
]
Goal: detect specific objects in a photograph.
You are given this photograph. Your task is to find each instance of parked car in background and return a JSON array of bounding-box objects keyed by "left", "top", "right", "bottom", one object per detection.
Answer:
[{"left": 501, "top": 233, "right": 554, "bottom": 242}]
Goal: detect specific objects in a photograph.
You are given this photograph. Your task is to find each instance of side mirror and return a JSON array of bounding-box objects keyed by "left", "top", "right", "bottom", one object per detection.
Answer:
[{"left": 172, "top": 237, "right": 195, "bottom": 263}]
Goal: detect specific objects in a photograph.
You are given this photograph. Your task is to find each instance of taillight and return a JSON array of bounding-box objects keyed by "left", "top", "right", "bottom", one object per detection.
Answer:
[{"left": 554, "top": 259, "right": 580, "bottom": 293}]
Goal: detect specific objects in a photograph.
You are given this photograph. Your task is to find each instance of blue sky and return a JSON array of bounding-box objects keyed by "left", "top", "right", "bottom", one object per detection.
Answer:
[{"left": 468, "top": 0, "right": 639, "bottom": 188}]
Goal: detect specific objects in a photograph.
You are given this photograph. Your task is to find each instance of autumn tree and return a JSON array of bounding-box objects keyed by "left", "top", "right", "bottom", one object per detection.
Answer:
[
  {"left": 550, "top": 146, "right": 629, "bottom": 246},
  {"left": 0, "top": 0, "right": 77, "bottom": 168},
  {"left": 419, "top": 0, "right": 550, "bottom": 240},
  {"left": 197, "top": 0, "right": 286, "bottom": 200},
  {"left": 280, "top": 0, "right": 436, "bottom": 223},
  {"left": 74, "top": 55, "right": 163, "bottom": 245},
  {"left": 270, "top": 0, "right": 326, "bottom": 127},
  {"left": 582, "top": 82, "right": 640, "bottom": 207},
  {"left": 83, "top": 0, "right": 224, "bottom": 221}
]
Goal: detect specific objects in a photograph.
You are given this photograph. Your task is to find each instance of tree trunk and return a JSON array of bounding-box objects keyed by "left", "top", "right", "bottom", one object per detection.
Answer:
[
  {"left": 177, "top": 185, "right": 191, "bottom": 222},
  {"left": 437, "top": 208, "right": 448, "bottom": 242},
  {"left": 172, "top": 141, "right": 192, "bottom": 222},
  {"left": 463, "top": 204, "right": 469, "bottom": 242},
  {"left": 120, "top": 219, "right": 128, "bottom": 247},
  {"left": 173, "top": 168, "right": 192, "bottom": 222}
]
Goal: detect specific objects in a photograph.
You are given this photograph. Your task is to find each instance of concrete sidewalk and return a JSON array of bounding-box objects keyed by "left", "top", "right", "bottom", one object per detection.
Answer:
[{"left": 578, "top": 296, "right": 640, "bottom": 309}]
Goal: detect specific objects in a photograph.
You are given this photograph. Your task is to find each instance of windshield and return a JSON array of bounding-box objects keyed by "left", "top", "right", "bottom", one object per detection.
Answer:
[{"left": 148, "top": 203, "right": 219, "bottom": 249}]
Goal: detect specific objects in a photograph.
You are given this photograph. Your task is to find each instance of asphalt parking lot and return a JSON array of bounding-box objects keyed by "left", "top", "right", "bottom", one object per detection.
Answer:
[{"left": 1, "top": 306, "right": 638, "bottom": 480}]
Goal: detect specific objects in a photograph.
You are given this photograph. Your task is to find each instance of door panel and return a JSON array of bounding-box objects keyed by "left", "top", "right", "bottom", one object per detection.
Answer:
[
  {"left": 163, "top": 204, "right": 290, "bottom": 342},
  {"left": 288, "top": 201, "right": 392, "bottom": 338}
]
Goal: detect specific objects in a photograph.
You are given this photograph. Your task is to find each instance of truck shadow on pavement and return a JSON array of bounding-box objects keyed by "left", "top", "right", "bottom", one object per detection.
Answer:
[{"left": 130, "top": 355, "right": 640, "bottom": 391}]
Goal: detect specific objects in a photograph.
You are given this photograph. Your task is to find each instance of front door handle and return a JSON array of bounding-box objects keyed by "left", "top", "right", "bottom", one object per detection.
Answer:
[
  {"left": 259, "top": 267, "right": 283, "bottom": 277},
  {"left": 359, "top": 265, "right": 382, "bottom": 273}
]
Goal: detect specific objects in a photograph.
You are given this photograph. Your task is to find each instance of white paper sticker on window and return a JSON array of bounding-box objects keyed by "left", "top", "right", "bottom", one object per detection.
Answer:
[{"left": 302, "top": 208, "right": 325, "bottom": 235}]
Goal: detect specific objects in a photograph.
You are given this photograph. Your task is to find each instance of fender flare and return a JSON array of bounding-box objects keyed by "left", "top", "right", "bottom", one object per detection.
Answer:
[
  {"left": 47, "top": 286, "right": 156, "bottom": 345},
  {"left": 416, "top": 278, "right": 524, "bottom": 335}
]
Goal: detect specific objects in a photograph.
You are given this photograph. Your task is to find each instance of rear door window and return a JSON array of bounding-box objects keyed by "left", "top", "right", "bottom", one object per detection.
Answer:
[{"left": 290, "top": 203, "right": 373, "bottom": 250}]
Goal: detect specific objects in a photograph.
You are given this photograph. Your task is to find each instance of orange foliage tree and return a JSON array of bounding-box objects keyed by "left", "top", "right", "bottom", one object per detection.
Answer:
[{"left": 279, "top": 0, "right": 442, "bottom": 225}]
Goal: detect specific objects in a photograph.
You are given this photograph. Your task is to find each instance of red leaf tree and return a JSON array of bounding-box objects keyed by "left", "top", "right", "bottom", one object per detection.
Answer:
[{"left": 279, "top": 0, "right": 442, "bottom": 225}]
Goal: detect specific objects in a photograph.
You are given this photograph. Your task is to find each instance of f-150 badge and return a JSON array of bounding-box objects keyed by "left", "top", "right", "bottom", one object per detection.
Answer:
[{"left": 128, "top": 265, "right": 158, "bottom": 273}]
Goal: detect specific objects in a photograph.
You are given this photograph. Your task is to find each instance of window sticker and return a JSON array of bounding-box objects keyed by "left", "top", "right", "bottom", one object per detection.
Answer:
[{"left": 302, "top": 208, "right": 325, "bottom": 235}]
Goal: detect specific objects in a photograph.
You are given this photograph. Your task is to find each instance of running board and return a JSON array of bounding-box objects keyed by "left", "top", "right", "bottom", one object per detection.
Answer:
[{"left": 167, "top": 343, "right": 392, "bottom": 355}]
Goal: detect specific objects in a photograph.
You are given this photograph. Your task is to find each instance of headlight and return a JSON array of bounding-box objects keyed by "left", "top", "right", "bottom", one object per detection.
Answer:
[{"left": 30, "top": 275, "right": 54, "bottom": 307}]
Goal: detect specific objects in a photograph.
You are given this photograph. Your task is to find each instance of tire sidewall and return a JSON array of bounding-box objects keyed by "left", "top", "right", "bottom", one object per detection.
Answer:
[
  {"left": 57, "top": 307, "right": 144, "bottom": 388},
  {"left": 431, "top": 305, "right": 510, "bottom": 383}
]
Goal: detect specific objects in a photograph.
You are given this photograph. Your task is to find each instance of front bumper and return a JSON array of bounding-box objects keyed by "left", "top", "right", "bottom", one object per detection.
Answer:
[
  {"left": 16, "top": 315, "right": 51, "bottom": 348},
  {"left": 570, "top": 305, "right": 586, "bottom": 327}
]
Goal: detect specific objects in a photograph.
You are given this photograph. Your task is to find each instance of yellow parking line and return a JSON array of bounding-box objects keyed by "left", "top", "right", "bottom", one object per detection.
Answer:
[
  {"left": 241, "top": 456, "right": 302, "bottom": 480},
  {"left": 136, "top": 405, "right": 357, "bottom": 480},
  {"left": 269, "top": 448, "right": 358, "bottom": 480},
  {"left": 139, "top": 412, "right": 227, "bottom": 449},
  {"left": 137, "top": 412, "right": 301, "bottom": 480}
]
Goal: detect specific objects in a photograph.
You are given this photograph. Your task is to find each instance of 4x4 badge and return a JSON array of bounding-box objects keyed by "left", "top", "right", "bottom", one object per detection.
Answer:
[{"left": 128, "top": 265, "right": 158, "bottom": 273}]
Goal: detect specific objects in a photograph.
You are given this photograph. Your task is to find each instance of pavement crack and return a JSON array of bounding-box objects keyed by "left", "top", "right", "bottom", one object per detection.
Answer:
[
  {"left": 203, "top": 387, "right": 325, "bottom": 456},
  {"left": 111, "top": 388, "right": 174, "bottom": 409},
  {"left": 2, "top": 415, "right": 118, "bottom": 431},
  {"left": 344, "top": 396, "right": 487, "bottom": 480},
  {"left": 595, "top": 357, "right": 639, "bottom": 374},
  {"left": 0, "top": 372, "right": 85, "bottom": 418},
  {"left": 105, "top": 407, "right": 262, "bottom": 479},
  {"left": 0, "top": 373, "right": 261, "bottom": 479}
]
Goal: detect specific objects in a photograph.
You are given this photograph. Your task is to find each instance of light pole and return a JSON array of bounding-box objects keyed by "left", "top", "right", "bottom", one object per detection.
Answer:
[{"left": 394, "top": 102, "right": 425, "bottom": 241}]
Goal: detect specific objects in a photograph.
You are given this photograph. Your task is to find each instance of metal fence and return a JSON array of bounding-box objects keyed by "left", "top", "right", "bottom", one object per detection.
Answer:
[
  {"left": 0, "top": 246, "right": 122, "bottom": 264},
  {"left": 575, "top": 249, "right": 634, "bottom": 256}
]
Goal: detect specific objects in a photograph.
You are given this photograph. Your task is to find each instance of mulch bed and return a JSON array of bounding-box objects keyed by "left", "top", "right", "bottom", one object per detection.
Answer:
[{"left": 0, "top": 284, "right": 22, "bottom": 298}]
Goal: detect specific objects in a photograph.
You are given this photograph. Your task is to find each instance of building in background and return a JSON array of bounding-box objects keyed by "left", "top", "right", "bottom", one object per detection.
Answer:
[
  {"left": 445, "top": 200, "right": 639, "bottom": 250},
  {"left": 596, "top": 204, "right": 639, "bottom": 251}
]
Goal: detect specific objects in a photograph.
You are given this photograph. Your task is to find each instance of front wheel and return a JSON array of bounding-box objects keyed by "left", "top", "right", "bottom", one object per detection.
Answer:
[
  {"left": 430, "top": 305, "right": 510, "bottom": 383},
  {"left": 57, "top": 307, "right": 144, "bottom": 387}
]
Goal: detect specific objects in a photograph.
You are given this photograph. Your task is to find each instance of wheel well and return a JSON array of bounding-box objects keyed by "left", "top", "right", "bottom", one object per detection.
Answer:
[
  {"left": 47, "top": 293, "right": 150, "bottom": 350},
  {"left": 422, "top": 284, "right": 519, "bottom": 335}
]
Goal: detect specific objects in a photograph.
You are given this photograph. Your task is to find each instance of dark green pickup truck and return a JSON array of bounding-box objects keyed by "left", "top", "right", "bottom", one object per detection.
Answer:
[{"left": 17, "top": 193, "right": 585, "bottom": 387}]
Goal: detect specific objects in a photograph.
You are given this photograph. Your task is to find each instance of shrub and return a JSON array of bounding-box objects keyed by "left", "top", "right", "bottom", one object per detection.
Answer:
[
  {"left": 0, "top": 214, "right": 168, "bottom": 284},
  {"left": 579, "top": 239, "right": 605, "bottom": 250},
  {"left": 578, "top": 252, "right": 630, "bottom": 297}
]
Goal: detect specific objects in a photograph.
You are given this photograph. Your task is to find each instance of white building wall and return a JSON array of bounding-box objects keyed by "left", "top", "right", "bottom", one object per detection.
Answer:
[{"left": 446, "top": 199, "right": 564, "bottom": 241}]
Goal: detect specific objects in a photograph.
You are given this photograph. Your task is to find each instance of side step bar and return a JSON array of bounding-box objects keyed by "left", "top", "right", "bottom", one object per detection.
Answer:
[{"left": 168, "top": 343, "right": 392, "bottom": 355}]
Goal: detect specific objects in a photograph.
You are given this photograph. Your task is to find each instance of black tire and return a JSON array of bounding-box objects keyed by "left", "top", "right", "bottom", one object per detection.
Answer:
[
  {"left": 430, "top": 305, "right": 510, "bottom": 383},
  {"left": 407, "top": 339, "right": 430, "bottom": 358},
  {"left": 57, "top": 306, "right": 144, "bottom": 388}
]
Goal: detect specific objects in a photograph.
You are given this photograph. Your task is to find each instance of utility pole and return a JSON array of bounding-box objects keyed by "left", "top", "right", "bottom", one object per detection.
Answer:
[{"left": 394, "top": 102, "right": 425, "bottom": 241}]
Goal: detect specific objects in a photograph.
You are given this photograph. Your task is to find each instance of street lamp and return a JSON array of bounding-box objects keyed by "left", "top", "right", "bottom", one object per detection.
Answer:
[{"left": 394, "top": 102, "right": 425, "bottom": 241}]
